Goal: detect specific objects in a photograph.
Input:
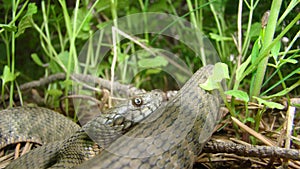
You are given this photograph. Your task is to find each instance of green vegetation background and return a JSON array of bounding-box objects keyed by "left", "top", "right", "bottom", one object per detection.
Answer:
[{"left": 0, "top": 0, "right": 299, "bottom": 133}]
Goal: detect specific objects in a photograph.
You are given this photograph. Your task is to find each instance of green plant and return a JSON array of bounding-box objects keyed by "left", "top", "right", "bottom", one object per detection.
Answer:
[
  {"left": 0, "top": 0, "right": 32, "bottom": 107},
  {"left": 187, "top": 0, "right": 299, "bottom": 143}
]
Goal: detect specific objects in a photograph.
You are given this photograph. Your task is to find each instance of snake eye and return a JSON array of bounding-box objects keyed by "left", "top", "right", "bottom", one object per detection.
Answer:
[{"left": 132, "top": 97, "right": 143, "bottom": 107}]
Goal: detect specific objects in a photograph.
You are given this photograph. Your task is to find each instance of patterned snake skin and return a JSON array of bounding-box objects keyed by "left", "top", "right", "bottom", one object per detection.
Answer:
[
  {"left": 1, "top": 65, "right": 221, "bottom": 168},
  {"left": 2, "top": 91, "right": 164, "bottom": 168},
  {"left": 76, "top": 65, "right": 222, "bottom": 168}
]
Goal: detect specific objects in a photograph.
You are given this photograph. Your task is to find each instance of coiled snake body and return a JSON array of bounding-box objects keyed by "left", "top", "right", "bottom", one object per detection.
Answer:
[{"left": 1, "top": 65, "right": 221, "bottom": 168}]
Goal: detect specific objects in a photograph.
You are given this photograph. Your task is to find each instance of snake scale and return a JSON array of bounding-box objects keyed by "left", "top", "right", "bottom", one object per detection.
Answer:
[{"left": 0, "top": 65, "right": 221, "bottom": 168}]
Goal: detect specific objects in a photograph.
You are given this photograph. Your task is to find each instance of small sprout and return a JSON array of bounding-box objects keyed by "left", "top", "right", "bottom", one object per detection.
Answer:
[{"left": 253, "top": 96, "right": 284, "bottom": 110}]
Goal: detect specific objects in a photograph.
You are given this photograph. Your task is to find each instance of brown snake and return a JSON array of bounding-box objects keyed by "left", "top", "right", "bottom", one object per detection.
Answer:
[{"left": 1, "top": 65, "right": 221, "bottom": 168}]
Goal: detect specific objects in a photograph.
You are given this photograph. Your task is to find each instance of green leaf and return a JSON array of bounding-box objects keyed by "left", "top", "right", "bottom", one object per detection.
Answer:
[
  {"left": 16, "top": 16, "right": 32, "bottom": 37},
  {"left": 199, "top": 76, "right": 219, "bottom": 90},
  {"left": 49, "top": 51, "right": 71, "bottom": 73},
  {"left": 211, "top": 62, "right": 229, "bottom": 82},
  {"left": 251, "top": 38, "right": 261, "bottom": 64},
  {"left": 225, "top": 90, "right": 249, "bottom": 102},
  {"left": 138, "top": 56, "right": 168, "bottom": 68},
  {"left": 15, "top": 3, "right": 37, "bottom": 37},
  {"left": 266, "top": 78, "right": 300, "bottom": 99},
  {"left": 31, "top": 53, "right": 44, "bottom": 67},
  {"left": 200, "top": 62, "right": 229, "bottom": 91},
  {"left": 249, "top": 22, "right": 261, "bottom": 38},
  {"left": 266, "top": 88, "right": 290, "bottom": 98},
  {"left": 47, "top": 89, "right": 63, "bottom": 97},
  {"left": 0, "top": 66, "right": 19, "bottom": 85},
  {"left": 74, "top": 8, "right": 92, "bottom": 40},
  {"left": 253, "top": 96, "right": 284, "bottom": 110},
  {"left": 236, "top": 55, "right": 251, "bottom": 81},
  {"left": 145, "top": 69, "right": 162, "bottom": 75},
  {"left": 209, "top": 33, "right": 232, "bottom": 41},
  {"left": 271, "top": 41, "right": 281, "bottom": 62},
  {"left": 245, "top": 117, "right": 255, "bottom": 123},
  {"left": 280, "top": 58, "right": 298, "bottom": 65},
  {"left": 62, "top": 79, "right": 73, "bottom": 87},
  {"left": 59, "top": 51, "right": 74, "bottom": 72},
  {"left": 1, "top": 66, "right": 13, "bottom": 85},
  {"left": 49, "top": 60, "right": 62, "bottom": 74},
  {"left": 25, "top": 3, "right": 38, "bottom": 16},
  {"left": 118, "top": 53, "right": 129, "bottom": 63}
]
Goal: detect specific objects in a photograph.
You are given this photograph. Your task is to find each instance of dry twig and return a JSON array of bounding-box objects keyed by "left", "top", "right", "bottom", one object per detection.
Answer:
[{"left": 203, "top": 140, "right": 300, "bottom": 160}]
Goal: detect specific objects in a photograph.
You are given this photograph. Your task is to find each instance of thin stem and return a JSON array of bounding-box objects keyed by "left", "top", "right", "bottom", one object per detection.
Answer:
[
  {"left": 75, "top": 0, "right": 100, "bottom": 37},
  {"left": 277, "top": 0, "right": 299, "bottom": 25},
  {"left": 237, "top": 0, "right": 243, "bottom": 67},
  {"left": 42, "top": 1, "right": 53, "bottom": 58},
  {"left": 9, "top": 0, "right": 16, "bottom": 107},
  {"left": 242, "top": 0, "right": 259, "bottom": 59},
  {"left": 110, "top": 0, "right": 119, "bottom": 99},
  {"left": 250, "top": 0, "right": 282, "bottom": 99},
  {"left": 187, "top": 0, "right": 206, "bottom": 65},
  {"left": 209, "top": 1, "right": 226, "bottom": 61},
  {"left": 187, "top": 0, "right": 198, "bottom": 28}
]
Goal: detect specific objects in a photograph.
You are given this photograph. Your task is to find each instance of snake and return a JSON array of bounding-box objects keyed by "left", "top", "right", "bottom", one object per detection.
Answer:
[{"left": 1, "top": 65, "right": 221, "bottom": 168}]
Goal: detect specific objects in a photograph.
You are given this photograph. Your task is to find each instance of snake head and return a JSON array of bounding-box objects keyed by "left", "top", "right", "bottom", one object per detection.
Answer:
[
  {"left": 83, "top": 90, "right": 166, "bottom": 146},
  {"left": 127, "top": 89, "right": 166, "bottom": 122},
  {"left": 84, "top": 90, "right": 165, "bottom": 131}
]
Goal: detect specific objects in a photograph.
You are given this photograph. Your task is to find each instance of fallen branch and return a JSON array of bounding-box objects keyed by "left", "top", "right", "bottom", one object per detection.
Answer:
[
  {"left": 203, "top": 140, "right": 300, "bottom": 160},
  {"left": 19, "top": 73, "right": 178, "bottom": 99},
  {"left": 19, "top": 73, "right": 143, "bottom": 96}
]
